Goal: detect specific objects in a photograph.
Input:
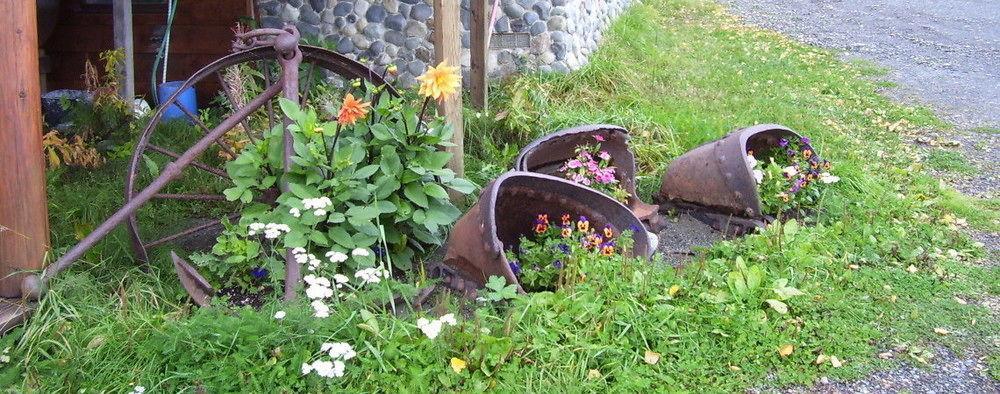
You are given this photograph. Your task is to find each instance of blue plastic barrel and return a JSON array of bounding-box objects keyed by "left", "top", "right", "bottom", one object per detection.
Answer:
[{"left": 156, "top": 81, "right": 197, "bottom": 122}]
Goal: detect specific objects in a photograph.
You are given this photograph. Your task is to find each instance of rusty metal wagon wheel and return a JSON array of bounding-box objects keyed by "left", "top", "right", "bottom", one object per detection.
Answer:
[{"left": 124, "top": 44, "right": 393, "bottom": 263}]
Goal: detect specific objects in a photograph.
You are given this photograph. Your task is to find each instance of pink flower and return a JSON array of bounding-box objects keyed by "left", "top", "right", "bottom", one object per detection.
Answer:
[
  {"left": 586, "top": 161, "right": 600, "bottom": 172},
  {"left": 598, "top": 151, "right": 611, "bottom": 161},
  {"left": 567, "top": 159, "right": 583, "bottom": 169},
  {"left": 593, "top": 135, "right": 605, "bottom": 142},
  {"left": 572, "top": 173, "right": 586, "bottom": 184}
]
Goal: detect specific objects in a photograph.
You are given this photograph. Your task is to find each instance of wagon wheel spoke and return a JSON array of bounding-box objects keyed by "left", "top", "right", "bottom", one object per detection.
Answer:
[
  {"left": 144, "top": 213, "right": 241, "bottom": 249},
  {"left": 176, "top": 102, "right": 238, "bottom": 159},
  {"left": 146, "top": 143, "right": 228, "bottom": 179},
  {"left": 260, "top": 59, "right": 276, "bottom": 132},
  {"left": 152, "top": 193, "right": 229, "bottom": 201},
  {"left": 215, "top": 70, "right": 257, "bottom": 145},
  {"left": 300, "top": 61, "right": 317, "bottom": 105}
]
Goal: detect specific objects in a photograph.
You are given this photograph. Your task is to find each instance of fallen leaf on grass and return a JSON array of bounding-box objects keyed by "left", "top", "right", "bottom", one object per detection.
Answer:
[
  {"left": 814, "top": 354, "right": 829, "bottom": 365},
  {"left": 830, "top": 356, "right": 843, "bottom": 368},
  {"left": 644, "top": 350, "right": 661, "bottom": 365},
  {"left": 933, "top": 327, "right": 950, "bottom": 336},
  {"left": 878, "top": 352, "right": 893, "bottom": 359},
  {"left": 907, "top": 265, "right": 919, "bottom": 273},
  {"left": 587, "top": 369, "right": 602, "bottom": 379},
  {"left": 778, "top": 344, "right": 794, "bottom": 357},
  {"left": 450, "top": 357, "right": 467, "bottom": 373},
  {"left": 729, "top": 365, "right": 741, "bottom": 371},
  {"left": 954, "top": 297, "right": 967, "bottom": 305}
]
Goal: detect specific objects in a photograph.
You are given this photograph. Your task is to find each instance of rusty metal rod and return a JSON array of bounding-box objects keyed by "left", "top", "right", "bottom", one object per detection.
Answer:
[
  {"left": 279, "top": 46, "right": 302, "bottom": 302},
  {"left": 145, "top": 144, "right": 228, "bottom": 179},
  {"left": 41, "top": 81, "right": 284, "bottom": 284},
  {"left": 144, "top": 213, "right": 241, "bottom": 249},
  {"left": 152, "top": 193, "right": 228, "bottom": 201},
  {"left": 176, "top": 101, "right": 238, "bottom": 159}
]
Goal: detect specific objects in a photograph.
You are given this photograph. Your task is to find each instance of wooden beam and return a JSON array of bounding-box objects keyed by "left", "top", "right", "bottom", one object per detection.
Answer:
[
  {"left": 0, "top": 0, "right": 50, "bottom": 297},
  {"left": 113, "top": 0, "right": 135, "bottom": 101},
  {"left": 469, "top": 0, "right": 489, "bottom": 109},
  {"left": 432, "top": 0, "right": 465, "bottom": 178}
]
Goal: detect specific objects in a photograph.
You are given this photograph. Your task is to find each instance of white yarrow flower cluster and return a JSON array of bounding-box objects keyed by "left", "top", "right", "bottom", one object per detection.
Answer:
[
  {"left": 351, "top": 248, "right": 371, "bottom": 257},
  {"left": 310, "top": 300, "right": 330, "bottom": 318},
  {"left": 128, "top": 386, "right": 146, "bottom": 394},
  {"left": 355, "top": 267, "right": 390, "bottom": 284},
  {"left": 274, "top": 310, "right": 286, "bottom": 319},
  {"left": 248, "top": 222, "right": 290, "bottom": 239},
  {"left": 289, "top": 207, "right": 302, "bottom": 217},
  {"left": 302, "top": 342, "right": 355, "bottom": 379},
  {"left": 304, "top": 274, "right": 334, "bottom": 300},
  {"left": 293, "top": 248, "right": 323, "bottom": 271},
  {"left": 302, "top": 197, "right": 333, "bottom": 216},
  {"left": 325, "top": 250, "right": 348, "bottom": 263},
  {"left": 416, "top": 313, "right": 458, "bottom": 339}
]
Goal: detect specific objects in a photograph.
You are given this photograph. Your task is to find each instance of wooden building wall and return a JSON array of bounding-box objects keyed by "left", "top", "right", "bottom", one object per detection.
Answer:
[{"left": 43, "top": 0, "right": 253, "bottom": 102}]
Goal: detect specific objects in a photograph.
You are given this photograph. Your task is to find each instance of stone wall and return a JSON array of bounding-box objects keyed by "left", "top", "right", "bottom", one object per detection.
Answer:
[{"left": 257, "top": 0, "right": 632, "bottom": 86}]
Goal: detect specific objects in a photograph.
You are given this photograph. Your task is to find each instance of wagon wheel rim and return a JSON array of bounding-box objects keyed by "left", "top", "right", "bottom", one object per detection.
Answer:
[{"left": 125, "top": 45, "right": 396, "bottom": 263}]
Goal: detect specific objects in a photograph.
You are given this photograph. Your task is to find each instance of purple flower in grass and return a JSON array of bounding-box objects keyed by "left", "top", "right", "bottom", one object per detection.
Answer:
[
  {"left": 553, "top": 260, "right": 564, "bottom": 269},
  {"left": 800, "top": 136, "right": 811, "bottom": 145},
  {"left": 509, "top": 261, "right": 522, "bottom": 275},
  {"left": 250, "top": 267, "right": 268, "bottom": 279},
  {"left": 778, "top": 138, "right": 789, "bottom": 147},
  {"left": 789, "top": 178, "right": 805, "bottom": 193},
  {"left": 557, "top": 243, "right": 571, "bottom": 254}
]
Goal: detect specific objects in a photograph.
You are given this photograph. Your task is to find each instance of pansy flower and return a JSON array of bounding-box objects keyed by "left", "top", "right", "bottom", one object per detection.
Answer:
[
  {"left": 778, "top": 138, "right": 789, "bottom": 147},
  {"left": 602, "top": 225, "right": 614, "bottom": 239},
  {"left": 600, "top": 243, "right": 615, "bottom": 256},
  {"left": 509, "top": 261, "right": 521, "bottom": 275},
  {"left": 250, "top": 267, "right": 268, "bottom": 279},
  {"left": 577, "top": 216, "right": 590, "bottom": 232},
  {"left": 561, "top": 226, "right": 573, "bottom": 238},
  {"left": 561, "top": 214, "right": 572, "bottom": 226}
]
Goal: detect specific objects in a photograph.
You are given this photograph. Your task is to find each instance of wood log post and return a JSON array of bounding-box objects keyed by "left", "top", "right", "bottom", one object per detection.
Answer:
[
  {"left": 0, "top": 1, "right": 50, "bottom": 298},
  {"left": 432, "top": 0, "right": 465, "bottom": 179},
  {"left": 470, "top": 0, "right": 490, "bottom": 110},
  {"left": 113, "top": 0, "right": 135, "bottom": 101}
]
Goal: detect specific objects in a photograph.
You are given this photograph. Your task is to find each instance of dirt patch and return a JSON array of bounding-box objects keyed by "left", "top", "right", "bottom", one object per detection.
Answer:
[{"left": 655, "top": 213, "right": 726, "bottom": 264}]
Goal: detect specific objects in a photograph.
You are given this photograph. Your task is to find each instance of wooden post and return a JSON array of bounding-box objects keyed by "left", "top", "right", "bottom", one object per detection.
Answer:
[
  {"left": 470, "top": 0, "right": 490, "bottom": 109},
  {"left": 113, "top": 0, "right": 135, "bottom": 101},
  {"left": 0, "top": 1, "right": 50, "bottom": 298},
  {"left": 432, "top": 0, "right": 465, "bottom": 178}
]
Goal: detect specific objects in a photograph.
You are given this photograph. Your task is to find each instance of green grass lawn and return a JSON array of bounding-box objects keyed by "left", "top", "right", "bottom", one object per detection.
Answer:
[{"left": 2, "top": 0, "right": 996, "bottom": 392}]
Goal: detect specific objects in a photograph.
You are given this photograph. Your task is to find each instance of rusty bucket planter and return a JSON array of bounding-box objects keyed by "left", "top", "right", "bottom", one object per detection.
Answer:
[
  {"left": 514, "top": 124, "right": 662, "bottom": 228},
  {"left": 657, "top": 124, "right": 807, "bottom": 234},
  {"left": 441, "top": 171, "right": 651, "bottom": 294}
]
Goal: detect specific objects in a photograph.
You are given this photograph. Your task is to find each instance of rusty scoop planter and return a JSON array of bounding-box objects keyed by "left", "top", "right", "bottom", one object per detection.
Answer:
[
  {"left": 657, "top": 124, "right": 806, "bottom": 233},
  {"left": 442, "top": 171, "right": 651, "bottom": 292},
  {"left": 514, "top": 124, "right": 661, "bottom": 226}
]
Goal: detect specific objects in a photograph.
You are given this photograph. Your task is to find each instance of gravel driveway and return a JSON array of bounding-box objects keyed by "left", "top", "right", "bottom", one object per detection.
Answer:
[
  {"left": 719, "top": 0, "right": 1000, "bottom": 391},
  {"left": 721, "top": 0, "right": 1000, "bottom": 130}
]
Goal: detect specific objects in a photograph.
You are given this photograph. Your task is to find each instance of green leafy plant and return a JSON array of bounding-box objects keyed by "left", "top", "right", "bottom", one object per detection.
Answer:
[
  {"left": 196, "top": 66, "right": 474, "bottom": 295},
  {"left": 480, "top": 275, "right": 519, "bottom": 302}
]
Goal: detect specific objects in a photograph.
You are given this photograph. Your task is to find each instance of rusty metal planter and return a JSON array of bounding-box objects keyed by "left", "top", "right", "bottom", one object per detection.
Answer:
[
  {"left": 657, "top": 124, "right": 806, "bottom": 233},
  {"left": 514, "top": 124, "right": 661, "bottom": 226},
  {"left": 442, "top": 171, "right": 651, "bottom": 293}
]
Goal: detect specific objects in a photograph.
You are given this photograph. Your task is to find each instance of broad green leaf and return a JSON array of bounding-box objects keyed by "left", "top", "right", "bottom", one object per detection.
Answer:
[
  {"left": 403, "top": 182, "right": 429, "bottom": 208},
  {"left": 447, "top": 178, "right": 477, "bottom": 194},
  {"left": 354, "top": 164, "right": 380, "bottom": 179},
  {"left": 423, "top": 183, "right": 449, "bottom": 200},
  {"left": 328, "top": 227, "right": 354, "bottom": 248}
]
